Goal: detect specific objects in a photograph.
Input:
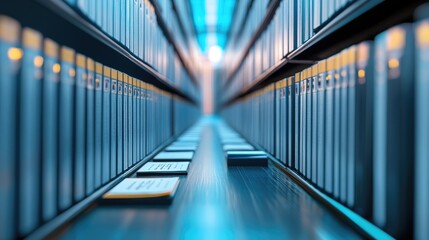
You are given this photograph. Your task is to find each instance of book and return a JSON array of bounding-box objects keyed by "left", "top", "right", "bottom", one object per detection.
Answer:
[
  {"left": 41, "top": 38, "right": 60, "bottom": 221},
  {"left": 111, "top": 69, "right": 118, "bottom": 178},
  {"left": 58, "top": 46, "right": 75, "bottom": 212},
  {"left": 354, "top": 41, "right": 374, "bottom": 220},
  {"left": 94, "top": 62, "right": 103, "bottom": 188},
  {"left": 102, "top": 66, "right": 111, "bottom": 184},
  {"left": 74, "top": 54, "right": 87, "bottom": 201},
  {"left": 414, "top": 8, "right": 429, "bottom": 239},
  {"left": 153, "top": 151, "right": 194, "bottom": 162},
  {"left": 137, "top": 161, "right": 190, "bottom": 176},
  {"left": 86, "top": 58, "right": 95, "bottom": 195},
  {"left": 0, "top": 16, "right": 20, "bottom": 240},
  {"left": 117, "top": 72, "right": 124, "bottom": 174},
  {"left": 102, "top": 177, "right": 180, "bottom": 204}
]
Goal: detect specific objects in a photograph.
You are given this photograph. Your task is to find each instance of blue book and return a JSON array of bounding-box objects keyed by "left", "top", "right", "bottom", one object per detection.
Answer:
[
  {"left": 133, "top": 78, "right": 137, "bottom": 165},
  {"left": 374, "top": 24, "right": 414, "bottom": 239},
  {"left": 311, "top": 66, "right": 318, "bottom": 184},
  {"left": 58, "top": 46, "right": 75, "bottom": 212},
  {"left": 280, "top": 80, "right": 287, "bottom": 164},
  {"left": 41, "top": 39, "right": 59, "bottom": 221},
  {"left": 294, "top": 73, "right": 301, "bottom": 171},
  {"left": 0, "top": 16, "right": 20, "bottom": 240},
  {"left": 74, "top": 54, "right": 87, "bottom": 201},
  {"left": 136, "top": 81, "right": 142, "bottom": 161},
  {"left": 128, "top": 77, "right": 133, "bottom": 166},
  {"left": 110, "top": 70, "right": 118, "bottom": 179},
  {"left": 86, "top": 58, "right": 95, "bottom": 195},
  {"left": 415, "top": 13, "right": 429, "bottom": 240},
  {"left": 102, "top": 66, "right": 111, "bottom": 184},
  {"left": 287, "top": 77, "right": 294, "bottom": 168},
  {"left": 339, "top": 49, "right": 349, "bottom": 204},
  {"left": 117, "top": 72, "right": 124, "bottom": 174},
  {"left": 333, "top": 54, "right": 341, "bottom": 198},
  {"left": 354, "top": 41, "right": 374, "bottom": 220},
  {"left": 142, "top": 84, "right": 147, "bottom": 157},
  {"left": 300, "top": 72, "right": 306, "bottom": 176},
  {"left": 275, "top": 81, "right": 280, "bottom": 160},
  {"left": 123, "top": 75, "right": 129, "bottom": 170},
  {"left": 317, "top": 61, "right": 327, "bottom": 190},
  {"left": 346, "top": 47, "right": 357, "bottom": 208},
  {"left": 306, "top": 70, "right": 312, "bottom": 180},
  {"left": 94, "top": 63, "right": 103, "bottom": 188},
  {"left": 19, "top": 28, "right": 43, "bottom": 235}
]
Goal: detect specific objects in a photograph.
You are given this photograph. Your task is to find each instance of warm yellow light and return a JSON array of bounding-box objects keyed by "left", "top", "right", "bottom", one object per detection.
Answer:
[
  {"left": 8, "top": 47, "right": 22, "bottom": 60},
  {"left": 53, "top": 63, "right": 61, "bottom": 73},
  {"left": 34, "top": 56, "right": 44, "bottom": 67},
  {"left": 358, "top": 69, "right": 365, "bottom": 78},
  {"left": 388, "top": 58, "right": 399, "bottom": 69}
]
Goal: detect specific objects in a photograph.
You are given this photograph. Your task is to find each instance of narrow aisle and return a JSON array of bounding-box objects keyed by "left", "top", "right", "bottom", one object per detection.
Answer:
[{"left": 57, "top": 116, "right": 361, "bottom": 240}]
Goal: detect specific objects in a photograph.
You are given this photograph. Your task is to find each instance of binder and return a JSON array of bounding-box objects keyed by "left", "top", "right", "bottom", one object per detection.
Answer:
[
  {"left": 311, "top": 65, "right": 318, "bottom": 184},
  {"left": 354, "top": 41, "right": 374, "bottom": 219},
  {"left": 275, "top": 81, "right": 281, "bottom": 160},
  {"left": 58, "top": 46, "right": 75, "bottom": 212},
  {"left": 0, "top": 16, "right": 20, "bottom": 239},
  {"left": 346, "top": 46, "right": 357, "bottom": 208},
  {"left": 317, "top": 59, "right": 326, "bottom": 190},
  {"left": 133, "top": 78, "right": 137, "bottom": 165},
  {"left": 294, "top": 73, "right": 301, "bottom": 171},
  {"left": 123, "top": 74, "right": 129, "bottom": 170},
  {"left": 74, "top": 54, "right": 87, "bottom": 201},
  {"left": 142, "top": 82, "right": 147, "bottom": 158},
  {"left": 373, "top": 24, "right": 414, "bottom": 238},
  {"left": 287, "top": 77, "right": 294, "bottom": 168},
  {"left": 415, "top": 10, "right": 429, "bottom": 239},
  {"left": 102, "top": 66, "right": 111, "bottom": 184},
  {"left": 139, "top": 0, "right": 144, "bottom": 59},
  {"left": 127, "top": 77, "right": 133, "bottom": 165},
  {"left": 305, "top": 68, "right": 312, "bottom": 180},
  {"left": 136, "top": 79, "right": 141, "bottom": 162},
  {"left": 94, "top": 62, "right": 103, "bottom": 188},
  {"left": 339, "top": 49, "right": 349, "bottom": 204},
  {"left": 300, "top": 70, "right": 306, "bottom": 176},
  {"left": 86, "top": 58, "right": 95, "bottom": 195},
  {"left": 41, "top": 39, "right": 59, "bottom": 221},
  {"left": 280, "top": 79, "right": 287, "bottom": 165},
  {"left": 111, "top": 69, "right": 118, "bottom": 178},
  {"left": 333, "top": 54, "right": 341, "bottom": 198},
  {"left": 117, "top": 72, "right": 124, "bottom": 174}
]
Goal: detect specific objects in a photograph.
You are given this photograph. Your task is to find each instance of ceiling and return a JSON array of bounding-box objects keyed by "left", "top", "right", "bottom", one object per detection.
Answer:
[{"left": 189, "top": 0, "right": 236, "bottom": 53}]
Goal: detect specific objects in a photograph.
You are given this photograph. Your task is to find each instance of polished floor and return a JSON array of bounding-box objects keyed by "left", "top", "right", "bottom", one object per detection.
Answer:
[{"left": 55, "top": 117, "right": 362, "bottom": 240}]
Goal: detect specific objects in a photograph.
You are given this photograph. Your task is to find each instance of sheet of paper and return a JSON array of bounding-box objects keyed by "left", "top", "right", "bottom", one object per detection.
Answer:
[
  {"left": 104, "top": 177, "right": 179, "bottom": 198},
  {"left": 138, "top": 162, "right": 190, "bottom": 173}
]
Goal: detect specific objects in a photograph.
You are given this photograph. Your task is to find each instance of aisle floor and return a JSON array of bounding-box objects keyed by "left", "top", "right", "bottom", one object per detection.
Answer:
[{"left": 56, "top": 116, "right": 361, "bottom": 240}]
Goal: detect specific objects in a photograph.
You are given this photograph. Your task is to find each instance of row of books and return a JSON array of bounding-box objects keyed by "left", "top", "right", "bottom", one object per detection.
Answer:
[
  {"left": 222, "top": 0, "right": 358, "bottom": 102},
  {"left": 0, "top": 15, "right": 199, "bottom": 239},
  {"left": 223, "top": 11, "right": 429, "bottom": 238},
  {"left": 63, "top": 0, "right": 197, "bottom": 98}
]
